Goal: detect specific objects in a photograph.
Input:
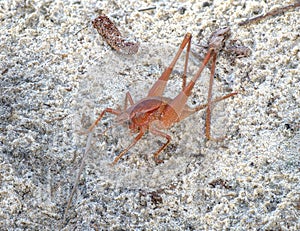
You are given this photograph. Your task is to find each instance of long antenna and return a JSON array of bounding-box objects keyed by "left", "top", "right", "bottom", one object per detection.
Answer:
[
  {"left": 62, "top": 131, "right": 93, "bottom": 225},
  {"left": 61, "top": 121, "right": 121, "bottom": 227}
]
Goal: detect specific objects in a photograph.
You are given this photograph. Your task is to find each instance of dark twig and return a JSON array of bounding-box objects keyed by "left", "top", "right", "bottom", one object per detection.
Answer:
[
  {"left": 138, "top": 6, "right": 156, "bottom": 12},
  {"left": 239, "top": 2, "right": 300, "bottom": 26}
]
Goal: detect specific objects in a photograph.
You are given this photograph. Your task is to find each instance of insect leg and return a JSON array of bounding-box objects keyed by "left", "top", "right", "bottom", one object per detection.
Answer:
[
  {"left": 124, "top": 92, "right": 134, "bottom": 110},
  {"left": 88, "top": 108, "right": 121, "bottom": 132},
  {"left": 178, "top": 92, "right": 237, "bottom": 122},
  {"left": 182, "top": 33, "right": 191, "bottom": 90},
  {"left": 150, "top": 128, "right": 171, "bottom": 163},
  {"left": 205, "top": 52, "right": 217, "bottom": 140},
  {"left": 147, "top": 33, "right": 192, "bottom": 97},
  {"left": 111, "top": 130, "right": 145, "bottom": 165}
]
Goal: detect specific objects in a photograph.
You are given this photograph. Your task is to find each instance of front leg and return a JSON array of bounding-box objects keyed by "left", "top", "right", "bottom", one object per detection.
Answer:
[
  {"left": 150, "top": 128, "right": 171, "bottom": 164},
  {"left": 87, "top": 108, "right": 121, "bottom": 132},
  {"left": 124, "top": 92, "right": 134, "bottom": 110},
  {"left": 111, "top": 129, "right": 145, "bottom": 165}
]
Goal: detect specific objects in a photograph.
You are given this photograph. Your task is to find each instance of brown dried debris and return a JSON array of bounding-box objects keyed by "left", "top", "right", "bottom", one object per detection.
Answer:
[{"left": 92, "top": 15, "right": 140, "bottom": 55}]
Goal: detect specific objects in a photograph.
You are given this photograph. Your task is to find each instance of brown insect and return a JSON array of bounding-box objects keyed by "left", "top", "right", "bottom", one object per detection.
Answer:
[
  {"left": 92, "top": 15, "right": 140, "bottom": 55},
  {"left": 88, "top": 27, "right": 237, "bottom": 165},
  {"left": 63, "top": 27, "right": 237, "bottom": 223}
]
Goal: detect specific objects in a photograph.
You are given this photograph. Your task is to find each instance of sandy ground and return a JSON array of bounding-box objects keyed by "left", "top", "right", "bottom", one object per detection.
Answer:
[{"left": 1, "top": 0, "right": 299, "bottom": 230}]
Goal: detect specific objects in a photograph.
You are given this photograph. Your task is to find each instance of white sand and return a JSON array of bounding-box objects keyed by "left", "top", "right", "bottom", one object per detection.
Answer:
[{"left": 1, "top": 0, "right": 299, "bottom": 230}]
